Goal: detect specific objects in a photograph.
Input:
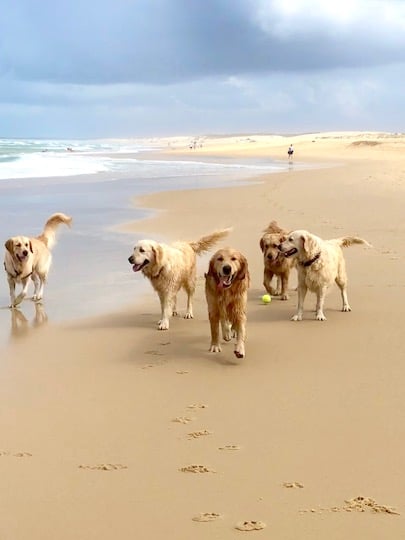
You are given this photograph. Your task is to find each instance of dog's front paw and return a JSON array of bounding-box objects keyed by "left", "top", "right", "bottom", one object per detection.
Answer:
[
  {"left": 222, "top": 322, "right": 233, "bottom": 341},
  {"left": 315, "top": 312, "right": 327, "bottom": 321},
  {"left": 291, "top": 314, "right": 302, "bottom": 321},
  {"left": 234, "top": 346, "right": 245, "bottom": 359},
  {"left": 158, "top": 319, "right": 169, "bottom": 330},
  {"left": 184, "top": 312, "right": 193, "bottom": 320},
  {"left": 280, "top": 293, "right": 289, "bottom": 301},
  {"left": 209, "top": 345, "right": 221, "bottom": 353},
  {"left": 342, "top": 305, "right": 352, "bottom": 312},
  {"left": 172, "top": 310, "right": 178, "bottom": 317}
]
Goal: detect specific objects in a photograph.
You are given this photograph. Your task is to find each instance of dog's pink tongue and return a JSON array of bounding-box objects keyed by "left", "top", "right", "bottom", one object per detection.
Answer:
[{"left": 132, "top": 264, "right": 142, "bottom": 272}]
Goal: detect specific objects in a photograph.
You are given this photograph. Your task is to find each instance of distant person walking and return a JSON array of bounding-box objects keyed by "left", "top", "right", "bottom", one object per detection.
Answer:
[{"left": 287, "top": 144, "right": 294, "bottom": 160}]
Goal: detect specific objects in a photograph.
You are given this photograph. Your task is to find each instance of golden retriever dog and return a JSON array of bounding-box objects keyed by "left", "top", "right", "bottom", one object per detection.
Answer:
[
  {"left": 4, "top": 213, "right": 72, "bottom": 308},
  {"left": 128, "top": 229, "right": 230, "bottom": 330},
  {"left": 205, "top": 248, "right": 250, "bottom": 359},
  {"left": 260, "top": 220, "right": 295, "bottom": 300},
  {"left": 278, "top": 230, "right": 371, "bottom": 321}
]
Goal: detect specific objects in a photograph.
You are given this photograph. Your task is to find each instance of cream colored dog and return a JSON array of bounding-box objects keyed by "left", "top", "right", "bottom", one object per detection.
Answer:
[
  {"left": 4, "top": 213, "right": 72, "bottom": 307},
  {"left": 205, "top": 248, "right": 250, "bottom": 359},
  {"left": 278, "top": 230, "right": 370, "bottom": 321},
  {"left": 128, "top": 229, "right": 230, "bottom": 330}
]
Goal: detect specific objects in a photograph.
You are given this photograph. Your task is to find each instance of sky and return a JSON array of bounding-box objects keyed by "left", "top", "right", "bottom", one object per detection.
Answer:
[{"left": 1, "top": 0, "right": 404, "bottom": 138}]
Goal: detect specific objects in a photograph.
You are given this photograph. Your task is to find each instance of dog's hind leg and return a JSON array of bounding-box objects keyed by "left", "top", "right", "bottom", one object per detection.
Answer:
[
  {"left": 292, "top": 283, "right": 307, "bottom": 321},
  {"left": 171, "top": 296, "right": 178, "bottom": 317},
  {"left": 336, "top": 273, "right": 351, "bottom": 312},
  {"left": 31, "top": 273, "right": 41, "bottom": 301},
  {"left": 280, "top": 274, "right": 289, "bottom": 300},
  {"left": 183, "top": 280, "right": 195, "bottom": 320},
  {"left": 221, "top": 319, "right": 233, "bottom": 341}
]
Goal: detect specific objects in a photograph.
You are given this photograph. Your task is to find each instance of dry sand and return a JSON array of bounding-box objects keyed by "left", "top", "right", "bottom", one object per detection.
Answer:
[{"left": 1, "top": 132, "right": 405, "bottom": 539}]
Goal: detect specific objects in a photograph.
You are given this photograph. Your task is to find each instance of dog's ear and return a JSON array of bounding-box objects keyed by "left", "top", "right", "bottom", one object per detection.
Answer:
[
  {"left": 205, "top": 256, "right": 217, "bottom": 278},
  {"left": 259, "top": 237, "right": 265, "bottom": 253},
  {"left": 29, "top": 241, "right": 34, "bottom": 253},
  {"left": 301, "top": 234, "right": 317, "bottom": 257},
  {"left": 236, "top": 254, "right": 249, "bottom": 281},
  {"left": 5, "top": 239, "right": 14, "bottom": 254},
  {"left": 151, "top": 244, "right": 163, "bottom": 267}
]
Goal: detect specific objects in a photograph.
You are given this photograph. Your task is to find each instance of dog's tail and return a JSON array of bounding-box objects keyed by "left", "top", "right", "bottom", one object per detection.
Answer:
[
  {"left": 337, "top": 236, "right": 372, "bottom": 249},
  {"left": 37, "top": 213, "right": 72, "bottom": 249},
  {"left": 189, "top": 228, "right": 232, "bottom": 255}
]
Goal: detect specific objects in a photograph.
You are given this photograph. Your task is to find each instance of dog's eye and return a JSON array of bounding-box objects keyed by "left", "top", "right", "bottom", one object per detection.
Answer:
[
  {"left": 16, "top": 243, "right": 21, "bottom": 247},
  {"left": 139, "top": 247, "right": 145, "bottom": 253},
  {"left": 217, "top": 256, "right": 224, "bottom": 262},
  {"left": 231, "top": 256, "right": 237, "bottom": 261},
  {"left": 271, "top": 244, "right": 277, "bottom": 248},
  {"left": 288, "top": 237, "right": 293, "bottom": 242},
  {"left": 25, "top": 243, "right": 29, "bottom": 247}
]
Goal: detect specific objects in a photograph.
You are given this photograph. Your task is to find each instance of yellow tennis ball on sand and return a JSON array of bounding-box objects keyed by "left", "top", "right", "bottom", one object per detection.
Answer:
[{"left": 262, "top": 294, "right": 272, "bottom": 304}]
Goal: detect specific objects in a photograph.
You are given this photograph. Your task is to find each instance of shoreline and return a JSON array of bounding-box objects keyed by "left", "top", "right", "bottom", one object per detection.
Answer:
[{"left": 1, "top": 132, "right": 404, "bottom": 539}]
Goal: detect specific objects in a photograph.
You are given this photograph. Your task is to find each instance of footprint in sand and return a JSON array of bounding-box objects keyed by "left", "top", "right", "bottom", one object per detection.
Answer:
[
  {"left": 218, "top": 444, "right": 241, "bottom": 451},
  {"left": 187, "top": 403, "right": 208, "bottom": 409},
  {"left": 343, "top": 496, "right": 400, "bottom": 515},
  {"left": 176, "top": 370, "right": 189, "bottom": 375},
  {"left": 0, "top": 451, "right": 32, "bottom": 458},
  {"left": 300, "top": 496, "right": 400, "bottom": 515},
  {"left": 235, "top": 520, "right": 266, "bottom": 531},
  {"left": 283, "top": 481, "right": 304, "bottom": 489},
  {"left": 172, "top": 416, "right": 194, "bottom": 424},
  {"left": 179, "top": 464, "right": 216, "bottom": 474},
  {"left": 192, "top": 512, "right": 222, "bottom": 522},
  {"left": 188, "top": 430, "right": 212, "bottom": 439},
  {"left": 78, "top": 463, "right": 128, "bottom": 471},
  {"left": 144, "top": 350, "right": 165, "bottom": 356}
]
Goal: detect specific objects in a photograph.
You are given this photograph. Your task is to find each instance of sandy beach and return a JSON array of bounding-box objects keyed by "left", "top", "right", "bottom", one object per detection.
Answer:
[{"left": 1, "top": 132, "right": 405, "bottom": 539}]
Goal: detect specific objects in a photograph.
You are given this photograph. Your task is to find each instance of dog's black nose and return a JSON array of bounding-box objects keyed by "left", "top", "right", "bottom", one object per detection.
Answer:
[
  {"left": 223, "top": 264, "right": 232, "bottom": 275},
  {"left": 23, "top": 250, "right": 28, "bottom": 256},
  {"left": 128, "top": 256, "right": 134, "bottom": 264},
  {"left": 267, "top": 254, "right": 273, "bottom": 260}
]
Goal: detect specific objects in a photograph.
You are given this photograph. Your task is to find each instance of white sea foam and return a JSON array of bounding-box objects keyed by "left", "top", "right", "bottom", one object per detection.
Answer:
[{"left": 0, "top": 137, "right": 292, "bottom": 181}]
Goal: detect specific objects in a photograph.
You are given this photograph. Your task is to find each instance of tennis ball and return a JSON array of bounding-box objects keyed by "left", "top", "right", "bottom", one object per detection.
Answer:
[{"left": 261, "top": 294, "right": 272, "bottom": 304}]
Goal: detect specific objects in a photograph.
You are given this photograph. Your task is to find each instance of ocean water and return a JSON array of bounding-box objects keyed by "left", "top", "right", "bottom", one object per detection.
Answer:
[{"left": 0, "top": 137, "right": 296, "bottom": 346}]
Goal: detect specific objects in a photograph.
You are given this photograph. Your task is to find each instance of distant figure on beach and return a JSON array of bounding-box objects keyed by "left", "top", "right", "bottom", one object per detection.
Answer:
[
  {"left": 287, "top": 144, "right": 294, "bottom": 160},
  {"left": 66, "top": 147, "right": 74, "bottom": 152}
]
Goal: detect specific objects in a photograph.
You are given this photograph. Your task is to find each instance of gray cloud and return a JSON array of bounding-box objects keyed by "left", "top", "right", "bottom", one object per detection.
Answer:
[
  {"left": 1, "top": 0, "right": 404, "bottom": 85},
  {"left": 0, "top": 0, "right": 404, "bottom": 137}
]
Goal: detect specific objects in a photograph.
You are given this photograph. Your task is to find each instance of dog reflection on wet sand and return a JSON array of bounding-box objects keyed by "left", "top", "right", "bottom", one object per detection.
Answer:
[{"left": 10, "top": 303, "right": 48, "bottom": 340}]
